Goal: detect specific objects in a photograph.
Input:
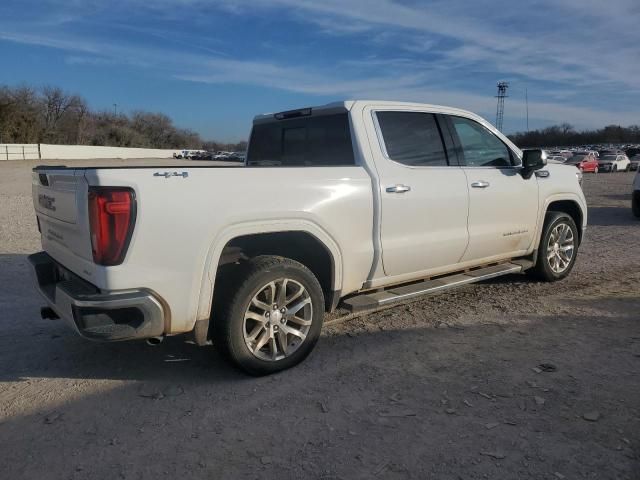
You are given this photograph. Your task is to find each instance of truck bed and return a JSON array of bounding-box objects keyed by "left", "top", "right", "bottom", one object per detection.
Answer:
[{"left": 31, "top": 162, "right": 375, "bottom": 335}]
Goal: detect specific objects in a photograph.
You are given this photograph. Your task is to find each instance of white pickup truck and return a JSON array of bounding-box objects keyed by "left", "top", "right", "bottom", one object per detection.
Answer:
[{"left": 29, "top": 100, "right": 587, "bottom": 374}]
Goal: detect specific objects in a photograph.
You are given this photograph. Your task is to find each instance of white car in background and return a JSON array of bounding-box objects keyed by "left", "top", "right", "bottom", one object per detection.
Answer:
[{"left": 598, "top": 154, "right": 631, "bottom": 173}]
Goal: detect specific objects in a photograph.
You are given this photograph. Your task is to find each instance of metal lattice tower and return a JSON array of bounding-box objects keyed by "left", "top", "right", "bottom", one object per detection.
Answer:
[{"left": 495, "top": 81, "right": 509, "bottom": 131}]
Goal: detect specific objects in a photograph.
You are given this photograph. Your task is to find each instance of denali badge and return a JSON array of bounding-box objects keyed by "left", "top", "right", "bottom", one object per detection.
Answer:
[
  {"left": 502, "top": 229, "right": 529, "bottom": 237},
  {"left": 153, "top": 171, "right": 189, "bottom": 178},
  {"left": 38, "top": 194, "right": 56, "bottom": 211}
]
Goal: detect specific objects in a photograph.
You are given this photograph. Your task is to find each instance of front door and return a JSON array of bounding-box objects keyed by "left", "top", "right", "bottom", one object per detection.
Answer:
[
  {"left": 445, "top": 115, "right": 539, "bottom": 262},
  {"left": 365, "top": 107, "right": 470, "bottom": 278}
]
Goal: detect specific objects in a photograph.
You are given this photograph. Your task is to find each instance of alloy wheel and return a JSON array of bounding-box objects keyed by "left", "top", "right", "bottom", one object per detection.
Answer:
[
  {"left": 243, "top": 278, "right": 313, "bottom": 361},
  {"left": 546, "top": 223, "right": 575, "bottom": 274}
]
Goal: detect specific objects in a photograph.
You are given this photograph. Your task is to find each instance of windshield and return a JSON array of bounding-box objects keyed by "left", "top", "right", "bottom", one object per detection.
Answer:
[
  {"left": 601, "top": 155, "right": 617, "bottom": 161},
  {"left": 567, "top": 155, "right": 586, "bottom": 162}
]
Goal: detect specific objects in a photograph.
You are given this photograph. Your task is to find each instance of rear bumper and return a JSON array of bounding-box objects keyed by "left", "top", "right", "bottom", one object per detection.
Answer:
[{"left": 28, "top": 252, "right": 165, "bottom": 341}]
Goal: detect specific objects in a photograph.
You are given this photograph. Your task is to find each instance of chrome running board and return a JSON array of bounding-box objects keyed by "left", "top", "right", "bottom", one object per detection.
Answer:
[{"left": 341, "top": 262, "right": 528, "bottom": 313}]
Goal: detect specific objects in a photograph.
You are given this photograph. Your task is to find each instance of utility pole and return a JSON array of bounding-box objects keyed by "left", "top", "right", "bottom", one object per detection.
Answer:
[
  {"left": 525, "top": 88, "right": 529, "bottom": 132},
  {"left": 495, "top": 81, "right": 509, "bottom": 132},
  {"left": 113, "top": 103, "right": 118, "bottom": 116}
]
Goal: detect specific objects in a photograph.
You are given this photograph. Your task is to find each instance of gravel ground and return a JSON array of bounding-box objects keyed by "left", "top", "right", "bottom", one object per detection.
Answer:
[{"left": 0, "top": 160, "right": 638, "bottom": 479}]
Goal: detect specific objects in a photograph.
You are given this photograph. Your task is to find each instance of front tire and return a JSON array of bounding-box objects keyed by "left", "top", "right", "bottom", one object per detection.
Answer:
[
  {"left": 214, "top": 256, "right": 324, "bottom": 375},
  {"left": 531, "top": 212, "right": 579, "bottom": 282},
  {"left": 633, "top": 192, "right": 640, "bottom": 218}
]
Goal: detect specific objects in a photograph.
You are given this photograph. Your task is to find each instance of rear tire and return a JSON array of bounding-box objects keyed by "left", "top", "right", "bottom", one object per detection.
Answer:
[
  {"left": 530, "top": 212, "right": 579, "bottom": 282},
  {"left": 213, "top": 256, "right": 324, "bottom": 376},
  {"left": 613, "top": 165, "right": 618, "bottom": 173}
]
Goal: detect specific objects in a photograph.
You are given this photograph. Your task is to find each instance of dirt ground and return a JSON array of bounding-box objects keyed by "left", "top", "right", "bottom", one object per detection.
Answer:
[{"left": 0, "top": 160, "right": 638, "bottom": 479}]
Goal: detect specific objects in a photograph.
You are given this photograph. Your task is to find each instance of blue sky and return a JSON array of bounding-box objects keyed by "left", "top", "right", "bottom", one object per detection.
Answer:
[{"left": 1, "top": 0, "right": 639, "bottom": 142}]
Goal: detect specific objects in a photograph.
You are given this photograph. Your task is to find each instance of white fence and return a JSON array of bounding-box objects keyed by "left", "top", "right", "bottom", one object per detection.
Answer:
[
  {"left": 0, "top": 144, "right": 180, "bottom": 161},
  {"left": 0, "top": 144, "right": 40, "bottom": 160}
]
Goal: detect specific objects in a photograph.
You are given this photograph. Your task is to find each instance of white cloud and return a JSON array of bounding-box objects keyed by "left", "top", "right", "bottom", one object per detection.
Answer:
[
  {"left": 212, "top": 0, "right": 640, "bottom": 89},
  {"left": 1, "top": 0, "right": 639, "bottom": 131}
]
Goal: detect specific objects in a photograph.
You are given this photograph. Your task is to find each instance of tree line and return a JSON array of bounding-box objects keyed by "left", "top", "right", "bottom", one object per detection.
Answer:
[
  {"left": 0, "top": 84, "right": 247, "bottom": 151},
  {"left": 508, "top": 123, "right": 640, "bottom": 148},
  {"left": 4, "top": 83, "right": 636, "bottom": 151}
]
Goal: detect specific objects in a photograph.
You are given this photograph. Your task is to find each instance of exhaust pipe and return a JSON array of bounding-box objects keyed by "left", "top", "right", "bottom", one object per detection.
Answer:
[
  {"left": 146, "top": 336, "right": 164, "bottom": 346},
  {"left": 40, "top": 307, "right": 60, "bottom": 320}
]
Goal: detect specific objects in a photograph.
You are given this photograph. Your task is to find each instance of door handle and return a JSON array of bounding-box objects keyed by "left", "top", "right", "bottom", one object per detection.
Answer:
[
  {"left": 470, "top": 181, "right": 490, "bottom": 188},
  {"left": 386, "top": 184, "right": 411, "bottom": 193}
]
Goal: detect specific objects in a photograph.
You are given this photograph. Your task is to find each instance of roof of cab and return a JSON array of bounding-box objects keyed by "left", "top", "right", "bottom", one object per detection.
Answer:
[
  {"left": 252, "top": 101, "right": 352, "bottom": 124},
  {"left": 252, "top": 100, "right": 481, "bottom": 124},
  {"left": 251, "top": 100, "right": 522, "bottom": 155}
]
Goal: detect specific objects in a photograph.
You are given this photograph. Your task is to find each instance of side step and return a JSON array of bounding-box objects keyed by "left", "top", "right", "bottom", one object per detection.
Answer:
[{"left": 341, "top": 262, "right": 526, "bottom": 313}]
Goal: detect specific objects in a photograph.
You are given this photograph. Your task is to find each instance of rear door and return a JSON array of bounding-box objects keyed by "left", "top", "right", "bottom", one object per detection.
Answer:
[
  {"left": 364, "top": 107, "right": 470, "bottom": 277},
  {"left": 443, "top": 115, "right": 539, "bottom": 262},
  {"left": 32, "top": 168, "right": 93, "bottom": 264}
]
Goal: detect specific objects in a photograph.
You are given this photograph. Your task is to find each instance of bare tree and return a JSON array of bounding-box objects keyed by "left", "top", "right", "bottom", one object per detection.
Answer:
[
  {"left": 0, "top": 82, "right": 251, "bottom": 148},
  {"left": 0, "top": 86, "right": 42, "bottom": 143},
  {"left": 560, "top": 123, "right": 574, "bottom": 135},
  {"left": 41, "top": 86, "right": 83, "bottom": 142}
]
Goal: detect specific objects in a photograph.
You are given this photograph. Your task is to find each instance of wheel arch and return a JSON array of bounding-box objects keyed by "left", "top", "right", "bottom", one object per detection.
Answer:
[
  {"left": 194, "top": 221, "right": 343, "bottom": 338},
  {"left": 535, "top": 195, "right": 586, "bottom": 249}
]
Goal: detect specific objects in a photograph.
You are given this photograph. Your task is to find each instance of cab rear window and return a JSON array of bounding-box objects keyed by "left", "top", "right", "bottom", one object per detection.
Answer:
[{"left": 247, "top": 113, "right": 355, "bottom": 166}]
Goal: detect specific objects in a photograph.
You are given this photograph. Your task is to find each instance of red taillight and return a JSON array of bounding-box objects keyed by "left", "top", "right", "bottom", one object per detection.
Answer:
[{"left": 88, "top": 187, "right": 136, "bottom": 266}]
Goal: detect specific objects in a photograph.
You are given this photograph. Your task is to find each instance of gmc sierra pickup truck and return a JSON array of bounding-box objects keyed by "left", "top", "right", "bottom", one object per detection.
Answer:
[{"left": 29, "top": 100, "right": 587, "bottom": 374}]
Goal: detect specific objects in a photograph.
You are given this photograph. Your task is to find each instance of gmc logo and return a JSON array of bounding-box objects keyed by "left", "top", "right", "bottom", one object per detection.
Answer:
[{"left": 38, "top": 194, "right": 56, "bottom": 211}]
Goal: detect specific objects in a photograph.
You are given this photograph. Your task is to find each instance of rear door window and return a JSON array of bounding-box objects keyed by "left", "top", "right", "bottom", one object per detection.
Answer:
[
  {"left": 375, "top": 111, "right": 448, "bottom": 167},
  {"left": 247, "top": 113, "right": 355, "bottom": 166}
]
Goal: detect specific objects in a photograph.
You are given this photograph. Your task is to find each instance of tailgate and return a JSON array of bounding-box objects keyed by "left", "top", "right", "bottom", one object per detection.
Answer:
[{"left": 32, "top": 168, "right": 94, "bottom": 265}]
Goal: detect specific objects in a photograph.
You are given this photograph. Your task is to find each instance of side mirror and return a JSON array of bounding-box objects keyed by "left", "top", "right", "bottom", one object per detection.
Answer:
[
  {"left": 521, "top": 149, "right": 547, "bottom": 178},
  {"left": 522, "top": 149, "right": 547, "bottom": 169}
]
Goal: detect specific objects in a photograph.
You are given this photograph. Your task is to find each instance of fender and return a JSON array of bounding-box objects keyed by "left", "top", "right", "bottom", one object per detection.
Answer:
[
  {"left": 533, "top": 192, "right": 587, "bottom": 250},
  {"left": 194, "top": 219, "right": 343, "bottom": 323}
]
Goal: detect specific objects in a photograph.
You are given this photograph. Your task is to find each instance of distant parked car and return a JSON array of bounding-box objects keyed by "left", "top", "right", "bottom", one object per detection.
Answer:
[
  {"left": 186, "top": 150, "right": 206, "bottom": 160},
  {"left": 629, "top": 154, "right": 640, "bottom": 171},
  {"left": 225, "top": 153, "right": 245, "bottom": 162},
  {"left": 194, "top": 151, "right": 213, "bottom": 160},
  {"left": 564, "top": 152, "right": 599, "bottom": 173},
  {"left": 598, "top": 154, "right": 631, "bottom": 172},
  {"left": 598, "top": 149, "right": 621, "bottom": 158},
  {"left": 625, "top": 147, "right": 640, "bottom": 159}
]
